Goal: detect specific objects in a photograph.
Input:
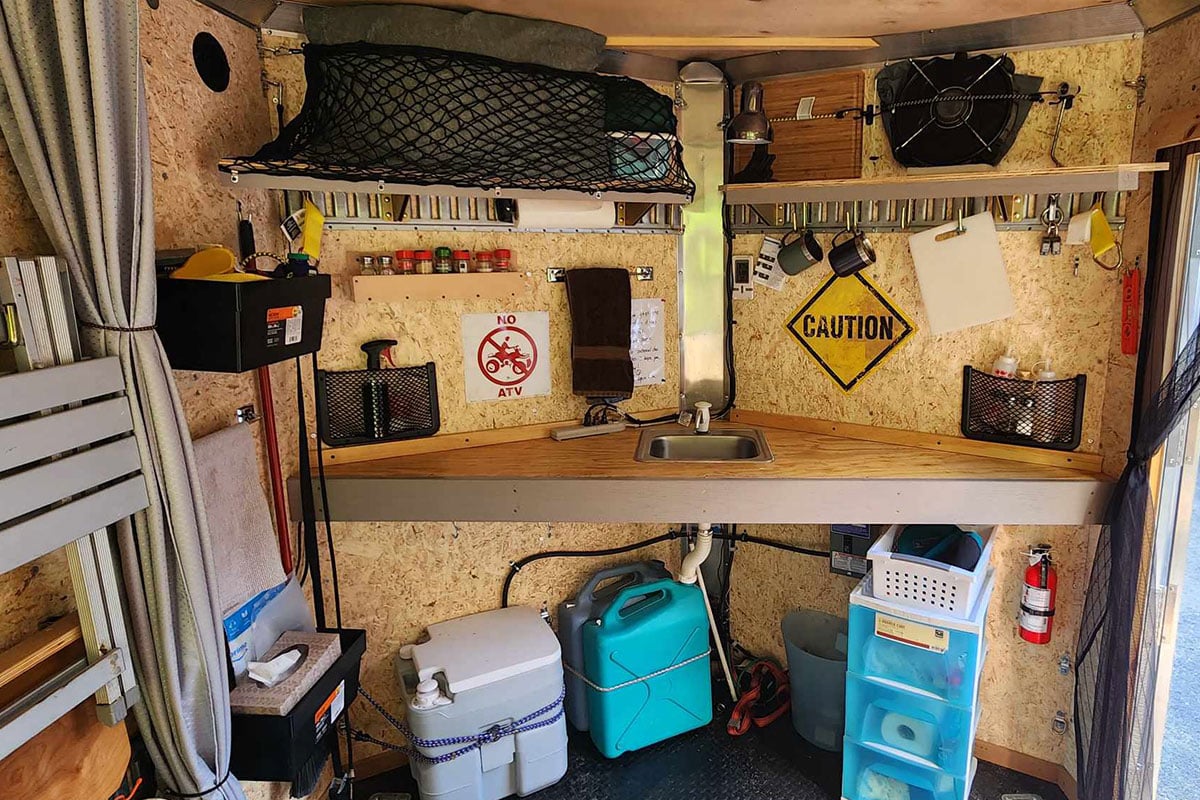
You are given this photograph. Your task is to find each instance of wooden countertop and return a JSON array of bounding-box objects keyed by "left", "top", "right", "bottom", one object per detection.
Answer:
[
  {"left": 322, "top": 423, "right": 1099, "bottom": 481},
  {"left": 299, "top": 421, "right": 1111, "bottom": 525}
]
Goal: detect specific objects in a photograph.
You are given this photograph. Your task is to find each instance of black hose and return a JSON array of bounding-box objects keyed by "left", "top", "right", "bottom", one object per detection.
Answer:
[{"left": 500, "top": 528, "right": 830, "bottom": 607}]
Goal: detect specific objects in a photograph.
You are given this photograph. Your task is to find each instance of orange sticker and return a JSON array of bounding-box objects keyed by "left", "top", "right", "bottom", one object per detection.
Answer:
[{"left": 267, "top": 305, "right": 300, "bottom": 323}]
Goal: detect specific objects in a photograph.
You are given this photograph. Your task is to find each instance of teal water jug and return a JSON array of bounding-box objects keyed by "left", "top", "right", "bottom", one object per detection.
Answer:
[{"left": 581, "top": 579, "right": 713, "bottom": 758}]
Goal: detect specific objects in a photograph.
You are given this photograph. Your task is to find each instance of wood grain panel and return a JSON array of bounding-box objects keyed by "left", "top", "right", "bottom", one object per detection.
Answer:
[
  {"left": 320, "top": 423, "right": 1104, "bottom": 481},
  {"left": 732, "top": 72, "right": 864, "bottom": 182},
  {"left": 0, "top": 701, "right": 129, "bottom": 800}
]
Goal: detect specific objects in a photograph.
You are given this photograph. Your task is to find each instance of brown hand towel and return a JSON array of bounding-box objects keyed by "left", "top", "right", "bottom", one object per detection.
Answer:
[{"left": 565, "top": 267, "right": 634, "bottom": 399}]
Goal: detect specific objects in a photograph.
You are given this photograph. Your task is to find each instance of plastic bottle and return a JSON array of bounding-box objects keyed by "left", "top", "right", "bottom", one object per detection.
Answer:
[
  {"left": 991, "top": 346, "right": 1018, "bottom": 378},
  {"left": 1032, "top": 358, "right": 1061, "bottom": 443},
  {"left": 494, "top": 248, "right": 512, "bottom": 272},
  {"left": 434, "top": 246, "right": 453, "bottom": 274},
  {"left": 396, "top": 250, "right": 415, "bottom": 275},
  {"left": 414, "top": 250, "right": 434, "bottom": 275},
  {"left": 475, "top": 251, "right": 494, "bottom": 273}
]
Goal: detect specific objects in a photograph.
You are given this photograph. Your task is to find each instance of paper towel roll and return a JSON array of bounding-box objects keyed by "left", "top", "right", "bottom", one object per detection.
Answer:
[
  {"left": 516, "top": 198, "right": 615, "bottom": 230},
  {"left": 880, "top": 711, "right": 936, "bottom": 758}
]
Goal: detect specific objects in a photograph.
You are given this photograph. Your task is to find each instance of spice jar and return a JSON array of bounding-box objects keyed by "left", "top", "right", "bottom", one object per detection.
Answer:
[
  {"left": 414, "top": 250, "right": 434, "bottom": 275},
  {"left": 494, "top": 249, "right": 512, "bottom": 272},
  {"left": 358, "top": 255, "right": 377, "bottom": 275},
  {"left": 453, "top": 249, "right": 471, "bottom": 274},
  {"left": 434, "top": 246, "right": 453, "bottom": 274},
  {"left": 475, "top": 251, "right": 494, "bottom": 273},
  {"left": 395, "top": 250, "right": 415, "bottom": 275},
  {"left": 378, "top": 254, "right": 395, "bottom": 275}
]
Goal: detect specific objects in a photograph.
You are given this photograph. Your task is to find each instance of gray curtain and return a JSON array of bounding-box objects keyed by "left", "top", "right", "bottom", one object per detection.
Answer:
[{"left": 0, "top": 2, "right": 244, "bottom": 798}]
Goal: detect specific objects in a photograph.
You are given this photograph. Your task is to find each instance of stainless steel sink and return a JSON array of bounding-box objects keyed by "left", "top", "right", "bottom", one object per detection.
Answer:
[{"left": 634, "top": 427, "right": 773, "bottom": 463}]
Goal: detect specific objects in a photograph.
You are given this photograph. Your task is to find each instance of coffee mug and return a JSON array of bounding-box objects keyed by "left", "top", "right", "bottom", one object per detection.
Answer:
[
  {"left": 829, "top": 229, "right": 876, "bottom": 277},
  {"left": 778, "top": 228, "right": 824, "bottom": 275}
]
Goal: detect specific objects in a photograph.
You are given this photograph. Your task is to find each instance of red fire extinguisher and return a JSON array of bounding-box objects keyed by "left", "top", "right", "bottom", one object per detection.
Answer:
[{"left": 1020, "top": 544, "right": 1057, "bottom": 645}]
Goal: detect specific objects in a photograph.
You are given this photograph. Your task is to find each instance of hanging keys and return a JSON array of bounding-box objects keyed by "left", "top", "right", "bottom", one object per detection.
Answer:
[{"left": 1041, "top": 194, "right": 1063, "bottom": 256}]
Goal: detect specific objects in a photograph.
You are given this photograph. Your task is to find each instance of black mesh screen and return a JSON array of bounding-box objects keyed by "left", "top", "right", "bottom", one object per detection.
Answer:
[
  {"left": 960, "top": 367, "right": 1085, "bottom": 451},
  {"left": 316, "top": 364, "right": 440, "bottom": 447},
  {"left": 222, "top": 43, "right": 694, "bottom": 198}
]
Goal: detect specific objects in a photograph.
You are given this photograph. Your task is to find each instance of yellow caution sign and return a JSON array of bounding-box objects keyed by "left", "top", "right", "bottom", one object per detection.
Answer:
[{"left": 784, "top": 273, "right": 916, "bottom": 393}]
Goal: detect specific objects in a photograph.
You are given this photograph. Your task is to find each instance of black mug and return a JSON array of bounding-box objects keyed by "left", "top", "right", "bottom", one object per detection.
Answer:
[
  {"left": 829, "top": 229, "right": 876, "bottom": 277},
  {"left": 778, "top": 229, "right": 824, "bottom": 275}
]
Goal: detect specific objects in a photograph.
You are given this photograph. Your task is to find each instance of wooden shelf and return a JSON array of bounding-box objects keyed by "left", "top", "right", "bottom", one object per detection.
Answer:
[
  {"left": 292, "top": 419, "right": 1112, "bottom": 525},
  {"left": 722, "top": 162, "right": 1168, "bottom": 205},
  {"left": 352, "top": 272, "right": 533, "bottom": 303}
]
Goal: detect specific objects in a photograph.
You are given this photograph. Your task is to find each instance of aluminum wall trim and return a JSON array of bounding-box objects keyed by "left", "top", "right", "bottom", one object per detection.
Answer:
[
  {"left": 1133, "top": 0, "right": 1200, "bottom": 31},
  {"left": 291, "top": 476, "right": 1111, "bottom": 526},
  {"left": 722, "top": 5, "right": 1144, "bottom": 82},
  {"left": 678, "top": 75, "right": 729, "bottom": 412},
  {"left": 194, "top": 0, "right": 282, "bottom": 28}
]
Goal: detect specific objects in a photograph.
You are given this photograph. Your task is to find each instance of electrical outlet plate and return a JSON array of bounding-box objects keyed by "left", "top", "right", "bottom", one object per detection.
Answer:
[{"left": 732, "top": 256, "right": 754, "bottom": 300}]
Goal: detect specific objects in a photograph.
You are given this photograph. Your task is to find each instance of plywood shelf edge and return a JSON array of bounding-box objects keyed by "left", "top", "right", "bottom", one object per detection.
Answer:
[
  {"left": 722, "top": 162, "right": 1169, "bottom": 204},
  {"left": 352, "top": 272, "right": 533, "bottom": 303}
]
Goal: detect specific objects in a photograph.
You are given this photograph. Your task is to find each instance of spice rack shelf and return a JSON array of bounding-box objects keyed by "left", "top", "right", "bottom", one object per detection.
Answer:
[
  {"left": 721, "top": 162, "right": 1167, "bottom": 205},
  {"left": 352, "top": 272, "right": 533, "bottom": 303}
]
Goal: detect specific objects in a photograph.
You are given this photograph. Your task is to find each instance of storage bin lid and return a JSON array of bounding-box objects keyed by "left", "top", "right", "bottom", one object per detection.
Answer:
[
  {"left": 850, "top": 570, "right": 996, "bottom": 632},
  {"left": 409, "top": 606, "right": 561, "bottom": 694}
]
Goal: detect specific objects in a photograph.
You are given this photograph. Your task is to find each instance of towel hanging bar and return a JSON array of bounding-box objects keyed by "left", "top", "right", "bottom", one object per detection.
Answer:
[{"left": 546, "top": 267, "right": 654, "bottom": 283}]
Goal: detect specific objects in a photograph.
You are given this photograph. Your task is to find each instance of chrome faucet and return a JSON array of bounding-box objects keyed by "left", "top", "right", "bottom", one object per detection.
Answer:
[{"left": 693, "top": 401, "right": 711, "bottom": 434}]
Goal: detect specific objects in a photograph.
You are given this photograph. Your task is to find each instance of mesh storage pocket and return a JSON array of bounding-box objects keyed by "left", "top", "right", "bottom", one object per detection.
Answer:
[
  {"left": 316, "top": 364, "right": 440, "bottom": 447},
  {"left": 960, "top": 366, "right": 1085, "bottom": 451}
]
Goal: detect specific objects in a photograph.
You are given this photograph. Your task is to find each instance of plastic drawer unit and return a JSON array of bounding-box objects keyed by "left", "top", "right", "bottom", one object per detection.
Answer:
[
  {"left": 847, "top": 572, "right": 995, "bottom": 706},
  {"left": 842, "top": 738, "right": 977, "bottom": 800},
  {"left": 395, "top": 607, "right": 568, "bottom": 800},
  {"left": 844, "top": 672, "right": 981, "bottom": 776}
]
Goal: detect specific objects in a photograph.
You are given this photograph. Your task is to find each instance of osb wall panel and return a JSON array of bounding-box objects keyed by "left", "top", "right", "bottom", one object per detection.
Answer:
[
  {"left": 306, "top": 522, "right": 678, "bottom": 758},
  {"left": 732, "top": 230, "right": 1112, "bottom": 449},
  {"left": 1102, "top": 13, "right": 1200, "bottom": 475},
  {"left": 732, "top": 524, "right": 1096, "bottom": 765},
  {"left": 863, "top": 39, "right": 1143, "bottom": 175},
  {"left": 143, "top": 0, "right": 301, "bottom": 499},
  {"left": 315, "top": 230, "right": 679, "bottom": 432}
]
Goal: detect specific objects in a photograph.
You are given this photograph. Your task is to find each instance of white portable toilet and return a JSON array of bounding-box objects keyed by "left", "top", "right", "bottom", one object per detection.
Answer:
[{"left": 395, "top": 606, "right": 568, "bottom": 800}]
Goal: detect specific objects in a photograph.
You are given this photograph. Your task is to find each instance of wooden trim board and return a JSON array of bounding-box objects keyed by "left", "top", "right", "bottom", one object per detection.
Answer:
[
  {"left": 351, "top": 272, "right": 532, "bottom": 303},
  {"left": 0, "top": 614, "right": 84, "bottom": 705},
  {"left": 730, "top": 409, "right": 1104, "bottom": 473},
  {"left": 722, "top": 162, "right": 1169, "bottom": 204},
  {"left": 317, "top": 409, "right": 678, "bottom": 466},
  {"left": 974, "top": 739, "right": 1077, "bottom": 800}
]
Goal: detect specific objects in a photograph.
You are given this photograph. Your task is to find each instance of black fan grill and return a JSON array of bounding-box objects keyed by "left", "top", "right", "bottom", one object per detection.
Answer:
[{"left": 877, "top": 53, "right": 1043, "bottom": 168}]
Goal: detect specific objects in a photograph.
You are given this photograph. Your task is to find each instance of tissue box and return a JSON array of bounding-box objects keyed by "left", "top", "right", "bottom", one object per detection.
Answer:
[{"left": 230, "top": 631, "right": 342, "bottom": 716}]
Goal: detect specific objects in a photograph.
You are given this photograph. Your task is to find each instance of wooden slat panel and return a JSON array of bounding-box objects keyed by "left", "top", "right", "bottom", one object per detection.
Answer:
[
  {"left": 0, "top": 358, "right": 124, "bottom": 422},
  {"left": 0, "top": 439, "right": 141, "bottom": 525},
  {"left": 0, "top": 477, "right": 147, "bottom": 574},
  {"left": 0, "top": 398, "right": 133, "bottom": 472},
  {"left": 732, "top": 72, "right": 864, "bottom": 182}
]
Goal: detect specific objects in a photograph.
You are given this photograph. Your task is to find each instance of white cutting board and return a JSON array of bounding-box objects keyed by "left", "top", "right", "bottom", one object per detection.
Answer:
[{"left": 907, "top": 212, "right": 1014, "bottom": 335}]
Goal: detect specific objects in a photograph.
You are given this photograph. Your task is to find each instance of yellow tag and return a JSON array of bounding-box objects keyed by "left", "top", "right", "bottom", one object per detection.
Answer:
[
  {"left": 874, "top": 614, "right": 949, "bottom": 654},
  {"left": 1088, "top": 207, "right": 1117, "bottom": 258},
  {"left": 301, "top": 197, "right": 325, "bottom": 261}
]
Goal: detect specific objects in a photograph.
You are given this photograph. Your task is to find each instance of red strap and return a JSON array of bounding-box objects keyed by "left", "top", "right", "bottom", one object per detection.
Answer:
[
  {"left": 727, "top": 662, "right": 792, "bottom": 736},
  {"left": 1122, "top": 267, "right": 1142, "bottom": 356}
]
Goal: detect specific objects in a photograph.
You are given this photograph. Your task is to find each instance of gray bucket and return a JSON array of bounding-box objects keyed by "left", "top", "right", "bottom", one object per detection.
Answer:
[{"left": 782, "top": 609, "right": 849, "bottom": 751}]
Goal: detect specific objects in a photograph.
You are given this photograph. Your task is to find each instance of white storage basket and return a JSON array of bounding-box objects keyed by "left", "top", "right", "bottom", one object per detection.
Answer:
[{"left": 867, "top": 525, "right": 996, "bottom": 619}]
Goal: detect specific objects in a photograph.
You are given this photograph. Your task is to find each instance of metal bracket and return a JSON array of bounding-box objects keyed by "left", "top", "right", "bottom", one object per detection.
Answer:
[
  {"left": 1053, "top": 710, "right": 1069, "bottom": 735},
  {"left": 547, "top": 267, "right": 653, "bottom": 283},
  {"left": 236, "top": 404, "right": 258, "bottom": 424},
  {"left": 1124, "top": 75, "right": 1147, "bottom": 106},
  {"left": 1059, "top": 654, "right": 1072, "bottom": 676},
  {"left": 616, "top": 202, "right": 654, "bottom": 227},
  {"left": 750, "top": 204, "right": 787, "bottom": 227}
]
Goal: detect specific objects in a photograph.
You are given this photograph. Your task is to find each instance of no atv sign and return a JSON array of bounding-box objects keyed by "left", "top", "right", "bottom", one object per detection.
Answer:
[{"left": 462, "top": 312, "right": 551, "bottom": 401}]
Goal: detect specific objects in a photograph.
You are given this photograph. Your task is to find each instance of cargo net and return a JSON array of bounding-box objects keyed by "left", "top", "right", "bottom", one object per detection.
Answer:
[
  {"left": 222, "top": 43, "right": 694, "bottom": 198},
  {"left": 960, "top": 367, "right": 1086, "bottom": 451}
]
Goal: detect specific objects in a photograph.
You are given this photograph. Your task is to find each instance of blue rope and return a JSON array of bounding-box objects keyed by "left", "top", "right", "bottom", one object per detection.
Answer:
[{"left": 359, "top": 684, "right": 566, "bottom": 765}]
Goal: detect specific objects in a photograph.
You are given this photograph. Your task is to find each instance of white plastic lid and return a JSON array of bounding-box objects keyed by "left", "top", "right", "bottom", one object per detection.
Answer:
[{"left": 409, "top": 606, "right": 561, "bottom": 694}]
